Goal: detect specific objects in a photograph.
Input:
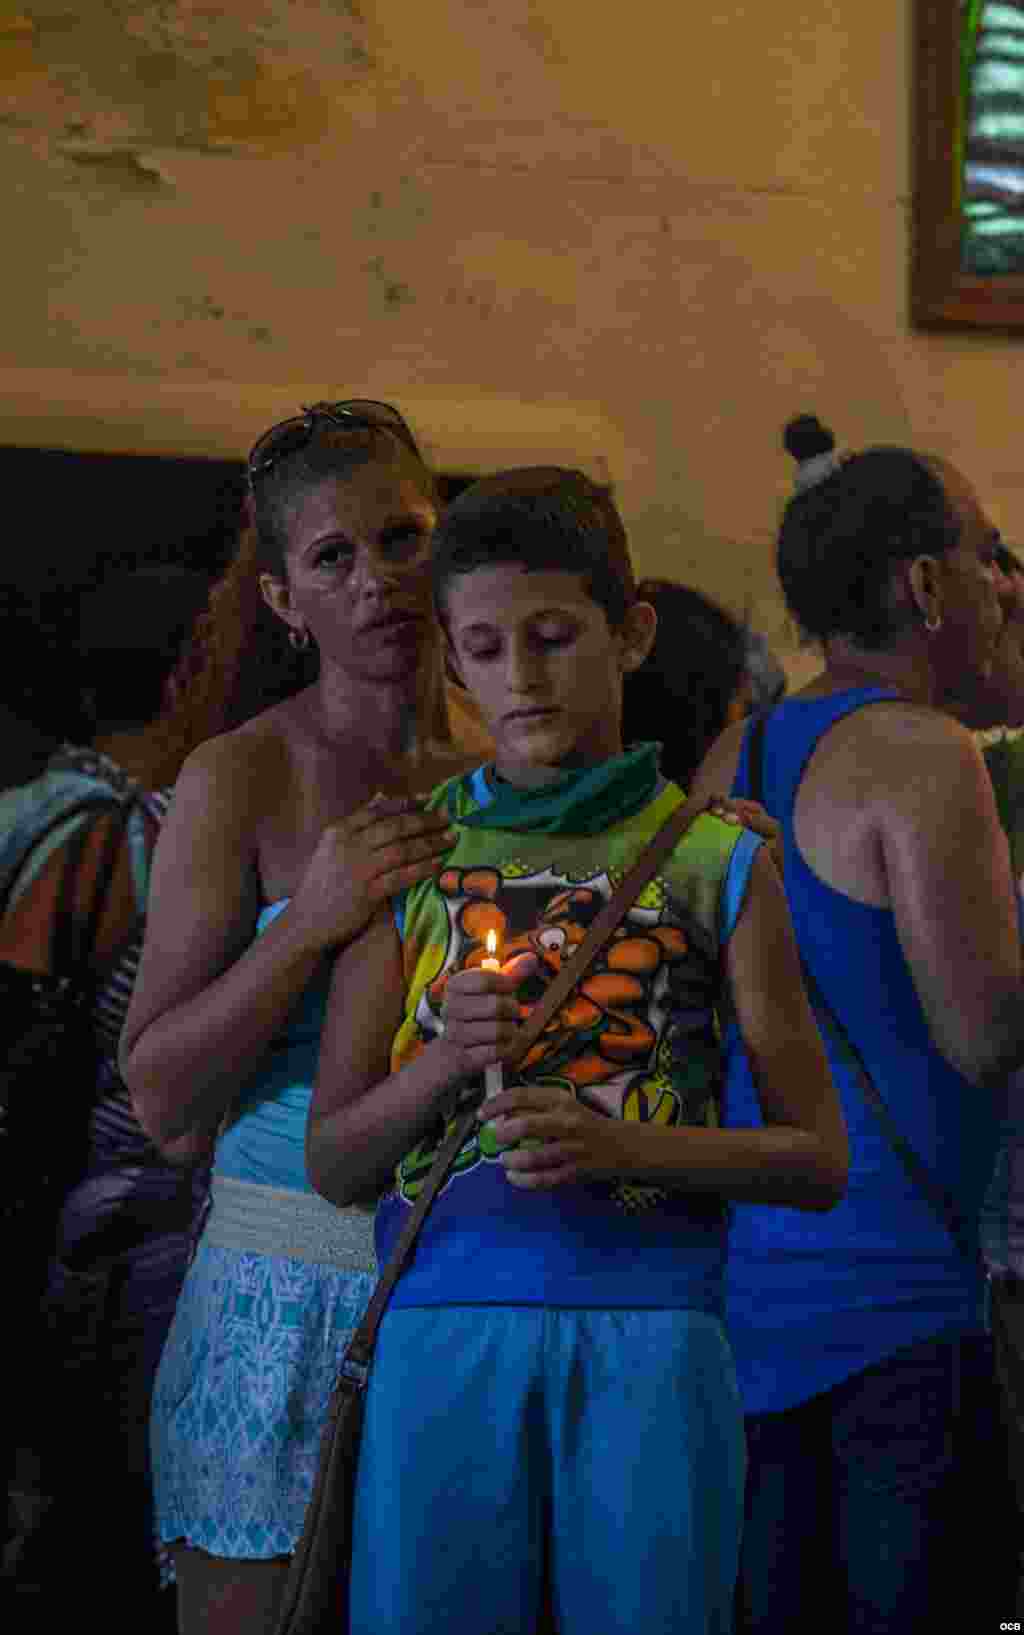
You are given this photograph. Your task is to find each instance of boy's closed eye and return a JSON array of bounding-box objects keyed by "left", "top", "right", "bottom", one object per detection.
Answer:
[{"left": 464, "top": 629, "right": 578, "bottom": 662}]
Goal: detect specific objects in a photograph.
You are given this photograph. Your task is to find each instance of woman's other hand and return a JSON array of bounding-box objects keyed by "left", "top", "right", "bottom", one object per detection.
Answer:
[{"left": 705, "top": 795, "right": 783, "bottom": 872}]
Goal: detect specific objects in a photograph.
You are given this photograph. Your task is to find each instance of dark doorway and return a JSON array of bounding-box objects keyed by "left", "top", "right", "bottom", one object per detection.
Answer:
[
  {"left": 1, "top": 445, "right": 246, "bottom": 770},
  {"left": 1, "top": 449, "right": 480, "bottom": 776}
]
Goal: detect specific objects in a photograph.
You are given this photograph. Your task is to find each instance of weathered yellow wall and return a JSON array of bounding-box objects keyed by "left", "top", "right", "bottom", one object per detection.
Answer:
[{"left": 1, "top": 1, "right": 1020, "bottom": 676}]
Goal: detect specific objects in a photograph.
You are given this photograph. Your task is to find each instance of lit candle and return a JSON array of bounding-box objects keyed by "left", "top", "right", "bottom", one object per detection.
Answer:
[{"left": 481, "top": 929, "right": 503, "bottom": 1098}]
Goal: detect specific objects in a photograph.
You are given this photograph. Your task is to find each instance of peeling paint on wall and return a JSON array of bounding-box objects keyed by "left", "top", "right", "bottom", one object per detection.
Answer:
[
  {"left": 60, "top": 142, "right": 172, "bottom": 188},
  {"left": 365, "top": 253, "right": 413, "bottom": 310},
  {"left": 357, "top": 174, "right": 430, "bottom": 239},
  {"left": 0, "top": 0, "right": 376, "bottom": 158},
  {"left": 169, "top": 292, "right": 276, "bottom": 347}
]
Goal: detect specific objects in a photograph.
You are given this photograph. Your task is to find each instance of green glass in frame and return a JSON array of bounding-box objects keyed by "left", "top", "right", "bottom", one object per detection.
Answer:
[
  {"left": 960, "top": 1, "right": 1024, "bottom": 274},
  {"left": 914, "top": 1, "right": 1024, "bottom": 327}
]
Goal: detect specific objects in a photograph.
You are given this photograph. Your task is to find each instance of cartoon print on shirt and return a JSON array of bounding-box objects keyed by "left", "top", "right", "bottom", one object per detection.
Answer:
[{"left": 395, "top": 857, "right": 722, "bottom": 1206}]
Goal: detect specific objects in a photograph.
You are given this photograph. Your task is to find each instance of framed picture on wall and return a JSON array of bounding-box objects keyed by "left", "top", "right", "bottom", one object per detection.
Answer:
[{"left": 914, "top": 1, "right": 1024, "bottom": 327}]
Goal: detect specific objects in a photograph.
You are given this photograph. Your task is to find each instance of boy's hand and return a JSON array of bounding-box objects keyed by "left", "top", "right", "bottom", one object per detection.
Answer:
[
  {"left": 440, "top": 953, "right": 538, "bottom": 1078},
  {"left": 476, "top": 1084, "right": 628, "bottom": 1188}
]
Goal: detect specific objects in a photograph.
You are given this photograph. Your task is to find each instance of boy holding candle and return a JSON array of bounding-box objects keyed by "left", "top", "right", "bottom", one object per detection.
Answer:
[{"left": 306, "top": 469, "right": 847, "bottom": 1635}]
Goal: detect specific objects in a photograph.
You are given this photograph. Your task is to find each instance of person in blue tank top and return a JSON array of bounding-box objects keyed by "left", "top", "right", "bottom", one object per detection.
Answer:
[
  {"left": 952, "top": 542, "right": 1024, "bottom": 1618},
  {"left": 307, "top": 469, "right": 848, "bottom": 1635},
  {"left": 692, "top": 415, "right": 1024, "bottom": 1632},
  {"left": 119, "top": 402, "right": 494, "bottom": 1635}
]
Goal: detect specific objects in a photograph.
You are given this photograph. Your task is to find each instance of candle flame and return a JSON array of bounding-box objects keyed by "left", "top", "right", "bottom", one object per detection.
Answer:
[{"left": 486, "top": 929, "right": 497, "bottom": 958}]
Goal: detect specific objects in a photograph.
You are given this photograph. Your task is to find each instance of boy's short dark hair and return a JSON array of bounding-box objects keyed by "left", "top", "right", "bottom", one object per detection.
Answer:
[{"left": 432, "top": 467, "right": 636, "bottom": 631}]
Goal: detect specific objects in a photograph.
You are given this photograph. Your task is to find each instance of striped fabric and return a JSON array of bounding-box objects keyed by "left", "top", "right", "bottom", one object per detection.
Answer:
[
  {"left": 0, "top": 763, "right": 173, "bottom": 1134},
  {"left": 91, "top": 785, "right": 171, "bottom": 1062},
  {"left": 2, "top": 758, "right": 202, "bottom": 1598}
]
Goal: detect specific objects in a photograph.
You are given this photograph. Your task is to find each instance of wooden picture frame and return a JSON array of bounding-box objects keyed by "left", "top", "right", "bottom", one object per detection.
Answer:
[{"left": 913, "top": 1, "right": 1024, "bottom": 329}]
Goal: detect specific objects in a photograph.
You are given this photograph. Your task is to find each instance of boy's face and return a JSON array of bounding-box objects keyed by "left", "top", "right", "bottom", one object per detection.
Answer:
[{"left": 443, "top": 564, "right": 656, "bottom": 786}]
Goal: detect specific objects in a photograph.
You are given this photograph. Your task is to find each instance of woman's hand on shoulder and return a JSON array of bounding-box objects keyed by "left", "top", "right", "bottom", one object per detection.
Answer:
[
  {"left": 290, "top": 795, "right": 459, "bottom": 955},
  {"left": 704, "top": 795, "right": 783, "bottom": 872}
]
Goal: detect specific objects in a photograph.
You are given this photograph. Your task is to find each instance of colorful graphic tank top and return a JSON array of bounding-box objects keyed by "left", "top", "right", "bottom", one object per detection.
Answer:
[{"left": 376, "top": 771, "right": 755, "bottom": 1312}]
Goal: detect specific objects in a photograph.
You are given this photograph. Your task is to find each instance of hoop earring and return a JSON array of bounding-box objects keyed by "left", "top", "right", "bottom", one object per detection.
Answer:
[
  {"left": 289, "top": 627, "right": 311, "bottom": 651},
  {"left": 925, "top": 613, "right": 942, "bottom": 634}
]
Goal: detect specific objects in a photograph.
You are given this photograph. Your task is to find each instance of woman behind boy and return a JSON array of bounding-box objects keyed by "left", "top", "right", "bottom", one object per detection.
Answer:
[
  {"left": 307, "top": 468, "right": 847, "bottom": 1635},
  {"left": 121, "top": 402, "right": 492, "bottom": 1635}
]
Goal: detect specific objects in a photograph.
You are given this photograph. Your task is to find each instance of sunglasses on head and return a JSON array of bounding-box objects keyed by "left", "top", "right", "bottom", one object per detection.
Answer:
[{"left": 246, "top": 399, "right": 423, "bottom": 486}]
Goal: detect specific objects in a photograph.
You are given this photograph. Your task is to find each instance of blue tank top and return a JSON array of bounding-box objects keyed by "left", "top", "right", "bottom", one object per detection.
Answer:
[
  {"left": 213, "top": 901, "right": 332, "bottom": 1193},
  {"left": 725, "top": 687, "right": 1000, "bottom": 1412}
]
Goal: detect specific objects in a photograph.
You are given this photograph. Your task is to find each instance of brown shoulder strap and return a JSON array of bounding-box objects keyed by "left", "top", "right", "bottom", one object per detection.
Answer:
[
  {"left": 507, "top": 789, "right": 706, "bottom": 1065},
  {"left": 343, "top": 786, "right": 710, "bottom": 1372}
]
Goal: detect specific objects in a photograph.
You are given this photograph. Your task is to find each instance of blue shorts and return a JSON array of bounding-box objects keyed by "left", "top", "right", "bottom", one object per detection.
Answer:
[{"left": 350, "top": 1306, "right": 745, "bottom": 1635}]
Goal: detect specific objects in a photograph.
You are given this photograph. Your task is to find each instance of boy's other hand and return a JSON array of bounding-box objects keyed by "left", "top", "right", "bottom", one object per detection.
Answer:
[{"left": 477, "top": 1084, "right": 627, "bottom": 1188}]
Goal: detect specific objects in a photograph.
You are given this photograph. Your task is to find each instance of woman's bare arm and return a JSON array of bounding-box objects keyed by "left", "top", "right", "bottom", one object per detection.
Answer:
[
  {"left": 121, "top": 733, "right": 459, "bottom": 1152},
  {"left": 120, "top": 736, "right": 321, "bottom": 1150}
]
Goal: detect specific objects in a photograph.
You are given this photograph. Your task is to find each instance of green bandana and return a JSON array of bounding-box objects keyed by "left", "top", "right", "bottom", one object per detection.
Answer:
[{"left": 452, "top": 741, "right": 664, "bottom": 835}]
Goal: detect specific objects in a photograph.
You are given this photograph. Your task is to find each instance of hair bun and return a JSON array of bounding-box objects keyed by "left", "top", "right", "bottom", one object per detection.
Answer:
[{"left": 783, "top": 415, "right": 836, "bottom": 464}]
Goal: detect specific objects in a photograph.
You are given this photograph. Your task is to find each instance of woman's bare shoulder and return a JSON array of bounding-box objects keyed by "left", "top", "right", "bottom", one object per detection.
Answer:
[{"left": 175, "top": 709, "right": 295, "bottom": 829}]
